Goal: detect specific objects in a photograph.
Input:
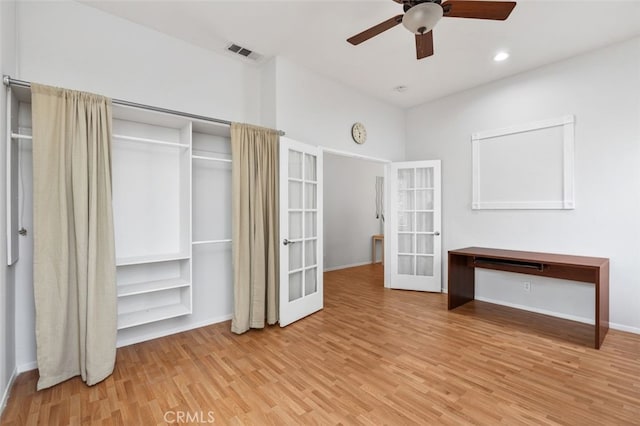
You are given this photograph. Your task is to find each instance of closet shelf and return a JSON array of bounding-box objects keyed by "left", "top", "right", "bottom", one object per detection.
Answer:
[
  {"left": 116, "top": 253, "right": 190, "bottom": 266},
  {"left": 192, "top": 239, "right": 231, "bottom": 245},
  {"left": 117, "top": 278, "right": 191, "bottom": 297},
  {"left": 117, "top": 303, "right": 191, "bottom": 330},
  {"left": 113, "top": 134, "right": 189, "bottom": 148}
]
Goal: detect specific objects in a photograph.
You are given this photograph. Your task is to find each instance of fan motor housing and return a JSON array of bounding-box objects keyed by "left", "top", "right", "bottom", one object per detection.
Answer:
[{"left": 404, "top": 0, "right": 443, "bottom": 13}]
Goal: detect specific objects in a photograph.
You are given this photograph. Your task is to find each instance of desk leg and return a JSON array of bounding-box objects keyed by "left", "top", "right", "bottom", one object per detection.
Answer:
[
  {"left": 372, "top": 238, "right": 375, "bottom": 264},
  {"left": 448, "top": 253, "right": 475, "bottom": 310},
  {"left": 595, "top": 262, "right": 609, "bottom": 349}
]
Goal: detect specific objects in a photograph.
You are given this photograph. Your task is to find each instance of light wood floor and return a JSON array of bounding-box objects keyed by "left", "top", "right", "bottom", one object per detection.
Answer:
[{"left": 2, "top": 264, "right": 640, "bottom": 425}]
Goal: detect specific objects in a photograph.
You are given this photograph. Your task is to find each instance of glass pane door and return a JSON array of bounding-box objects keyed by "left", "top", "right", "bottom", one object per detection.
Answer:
[
  {"left": 287, "top": 150, "right": 318, "bottom": 301},
  {"left": 387, "top": 161, "right": 441, "bottom": 292},
  {"left": 396, "top": 166, "right": 435, "bottom": 277},
  {"left": 279, "top": 138, "right": 323, "bottom": 327}
]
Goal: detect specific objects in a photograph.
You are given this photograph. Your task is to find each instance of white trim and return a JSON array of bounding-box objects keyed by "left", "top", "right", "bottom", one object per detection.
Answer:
[
  {"left": 471, "top": 138, "right": 480, "bottom": 209},
  {"left": 17, "top": 361, "right": 37, "bottom": 374},
  {"left": 562, "top": 117, "right": 576, "bottom": 209},
  {"left": 475, "top": 296, "right": 594, "bottom": 325},
  {"left": 13, "top": 315, "right": 236, "bottom": 375},
  {"left": 0, "top": 367, "right": 18, "bottom": 417},
  {"left": 12, "top": 312, "right": 638, "bottom": 385},
  {"left": 6, "top": 85, "right": 14, "bottom": 266},
  {"left": 610, "top": 322, "right": 640, "bottom": 335},
  {"left": 321, "top": 146, "right": 391, "bottom": 164},
  {"left": 472, "top": 115, "right": 574, "bottom": 140},
  {"left": 323, "top": 260, "right": 374, "bottom": 272},
  {"left": 116, "top": 314, "right": 233, "bottom": 348},
  {"left": 472, "top": 115, "right": 576, "bottom": 210},
  {"left": 474, "top": 297, "right": 640, "bottom": 336},
  {"left": 473, "top": 201, "right": 567, "bottom": 210}
]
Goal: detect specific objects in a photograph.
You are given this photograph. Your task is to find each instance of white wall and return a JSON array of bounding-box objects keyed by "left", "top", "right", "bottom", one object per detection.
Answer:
[
  {"left": 17, "top": 0, "right": 260, "bottom": 125},
  {"left": 323, "top": 154, "right": 385, "bottom": 271},
  {"left": 0, "top": 0, "right": 17, "bottom": 414},
  {"left": 273, "top": 57, "right": 406, "bottom": 161},
  {"left": 9, "top": 1, "right": 409, "bottom": 372},
  {"left": 260, "top": 58, "right": 277, "bottom": 129},
  {"left": 11, "top": 0, "right": 259, "bottom": 372},
  {"left": 406, "top": 37, "right": 640, "bottom": 332}
]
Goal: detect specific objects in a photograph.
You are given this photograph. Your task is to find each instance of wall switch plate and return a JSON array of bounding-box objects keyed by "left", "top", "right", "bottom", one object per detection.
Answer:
[{"left": 523, "top": 281, "right": 531, "bottom": 292}]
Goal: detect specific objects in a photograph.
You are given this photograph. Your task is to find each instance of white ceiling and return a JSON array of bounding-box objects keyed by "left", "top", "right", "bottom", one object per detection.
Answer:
[{"left": 83, "top": 0, "right": 640, "bottom": 108}]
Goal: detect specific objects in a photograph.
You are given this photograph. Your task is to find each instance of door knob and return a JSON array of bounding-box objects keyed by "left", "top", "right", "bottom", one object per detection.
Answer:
[{"left": 283, "top": 238, "right": 297, "bottom": 246}]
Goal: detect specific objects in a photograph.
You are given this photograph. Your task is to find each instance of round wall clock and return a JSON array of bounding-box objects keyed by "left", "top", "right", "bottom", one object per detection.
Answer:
[{"left": 351, "top": 122, "right": 367, "bottom": 144}]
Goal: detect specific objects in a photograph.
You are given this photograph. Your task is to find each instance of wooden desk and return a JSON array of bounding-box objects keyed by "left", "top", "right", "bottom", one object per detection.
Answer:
[
  {"left": 448, "top": 247, "right": 609, "bottom": 349},
  {"left": 372, "top": 234, "right": 384, "bottom": 265}
]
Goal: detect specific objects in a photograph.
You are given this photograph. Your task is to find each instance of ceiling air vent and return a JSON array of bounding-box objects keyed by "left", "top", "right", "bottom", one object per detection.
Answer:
[{"left": 226, "top": 43, "right": 262, "bottom": 61}]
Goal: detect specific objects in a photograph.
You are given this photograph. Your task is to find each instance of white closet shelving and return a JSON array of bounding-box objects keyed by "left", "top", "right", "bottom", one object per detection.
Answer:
[
  {"left": 191, "top": 121, "right": 233, "bottom": 246},
  {"left": 7, "top": 87, "right": 235, "bottom": 338},
  {"left": 111, "top": 109, "right": 234, "bottom": 331},
  {"left": 111, "top": 105, "right": 194, "bottom": 329}
]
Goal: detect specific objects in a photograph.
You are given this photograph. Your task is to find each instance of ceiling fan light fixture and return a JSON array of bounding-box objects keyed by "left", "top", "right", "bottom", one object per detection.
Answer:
[{"left": 402, "top": 2, "right": 443, "bottom": 35}]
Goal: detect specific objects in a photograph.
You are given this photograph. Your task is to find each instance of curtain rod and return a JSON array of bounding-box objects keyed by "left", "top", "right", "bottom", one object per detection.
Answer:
[{"left": 3, "top": 75, "right": 286, "bottom": 136}]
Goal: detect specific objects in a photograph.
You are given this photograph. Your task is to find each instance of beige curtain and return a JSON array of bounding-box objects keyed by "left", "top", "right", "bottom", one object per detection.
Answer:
[
  {"left": 31, "top": 83, "right": 117, "bottom": 390},
  {"left": 230, "top": 123, "right": 279, "bottom": 334}
]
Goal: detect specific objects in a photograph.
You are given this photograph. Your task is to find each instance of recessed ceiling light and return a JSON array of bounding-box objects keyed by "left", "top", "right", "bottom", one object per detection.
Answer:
[
  {"left": 394, "top": 85, "right": 408, "bottom": 93},
  {"left": 493, "top": 51, "right": 509, "bottom": 62}
]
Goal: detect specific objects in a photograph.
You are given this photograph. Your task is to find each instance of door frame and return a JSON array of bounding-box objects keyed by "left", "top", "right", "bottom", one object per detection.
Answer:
[{"left": 320, "top": 147, "right": 392, "bottom": 283}]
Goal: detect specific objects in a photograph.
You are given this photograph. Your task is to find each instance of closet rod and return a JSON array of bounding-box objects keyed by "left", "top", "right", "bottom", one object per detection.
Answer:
[
  {"left": 192, "top": 155, "right": 232, "bottom": 163},
  {"left": 11, "top": 133, "right": 32, "bottom": 140},
  {"left": 3, "top": 75, "right": 286, "bottom": 136}
]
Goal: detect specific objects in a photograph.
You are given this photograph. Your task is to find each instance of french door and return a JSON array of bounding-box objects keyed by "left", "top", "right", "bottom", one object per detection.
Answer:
[
  {"left": 386, "top": 160, "right": 442, "bottom": 292},
  {"left": 279, "top": 138, "right": 323, "bottom": 327}
]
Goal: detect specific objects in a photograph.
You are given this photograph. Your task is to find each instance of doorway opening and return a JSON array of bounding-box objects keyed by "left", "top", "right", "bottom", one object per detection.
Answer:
[{"left": 322, "top": 148, "right": 389, "bottom": 286}]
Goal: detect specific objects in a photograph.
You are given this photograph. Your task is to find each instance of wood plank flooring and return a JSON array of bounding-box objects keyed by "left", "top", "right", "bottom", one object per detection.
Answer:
[{"left": 2, "top": 264, "right": 640, "bottom": 425}]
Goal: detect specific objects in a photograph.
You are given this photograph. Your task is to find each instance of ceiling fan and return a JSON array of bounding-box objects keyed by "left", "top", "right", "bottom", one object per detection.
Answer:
[{"left": 347, "top": 0, "right": 516, "bottom": 60}]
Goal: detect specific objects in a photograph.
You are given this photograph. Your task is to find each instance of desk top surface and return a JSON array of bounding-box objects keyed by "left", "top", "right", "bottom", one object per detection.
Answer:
[{"left": 449, "top": 247, "right": 609, "bottom": 268}]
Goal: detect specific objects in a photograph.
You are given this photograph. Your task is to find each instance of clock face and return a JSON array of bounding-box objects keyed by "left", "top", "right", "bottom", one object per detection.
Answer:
[{"left": 351, "top": 122, "right": 367, "bottom": 144}]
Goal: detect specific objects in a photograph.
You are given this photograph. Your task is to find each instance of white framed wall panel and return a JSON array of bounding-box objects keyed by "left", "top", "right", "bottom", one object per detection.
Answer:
[{"left": 472, "top": 115, "right": 575, "bottom": 210}]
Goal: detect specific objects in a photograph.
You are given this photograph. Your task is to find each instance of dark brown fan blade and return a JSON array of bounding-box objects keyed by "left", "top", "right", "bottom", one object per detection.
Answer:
[
  {"left": 415, "top": 31, "right": 434, "bottom": 60},
  {"left": 347, "top": 14, "right": 404, "bottom": 45},
  {"left": 442, "top": 1, "right": 516, "bottom": 20}
]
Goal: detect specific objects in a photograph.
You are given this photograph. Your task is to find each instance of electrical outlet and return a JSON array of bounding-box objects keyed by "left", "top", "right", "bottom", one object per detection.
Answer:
[{"left": 523, "top": 281, "right": 531, "bottom": 292}]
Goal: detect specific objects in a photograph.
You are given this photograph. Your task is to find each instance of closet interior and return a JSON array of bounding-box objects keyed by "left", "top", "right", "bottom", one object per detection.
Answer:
[{"left": 7, "top": 84, "right": 235, "bottom": 349}]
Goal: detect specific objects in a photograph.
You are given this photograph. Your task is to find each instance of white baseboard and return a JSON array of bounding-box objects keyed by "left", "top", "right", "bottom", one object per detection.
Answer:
[
  {"left": 15, "top": 315, "right": 235, "bottom": 373},
  {"left": 474, "top": 296, "right": 595, "bottom": 325},
  {"left": 324, "top": 261, "right": 377, "bottom": 272},
  {"left": 17, "top": 361, "right": 37, "bottom": 374},
  {"left": 473, "top": 297, "right": 640, "bottom": 335},
  {"left": 116, "top": 314, "right": 233, "bottom": 348},
  {"left": 0, "top": 366, "right": 18, "bottom": 418},
  {"left": 609, "top": 322, "right": 640, "bottom": 335}
]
